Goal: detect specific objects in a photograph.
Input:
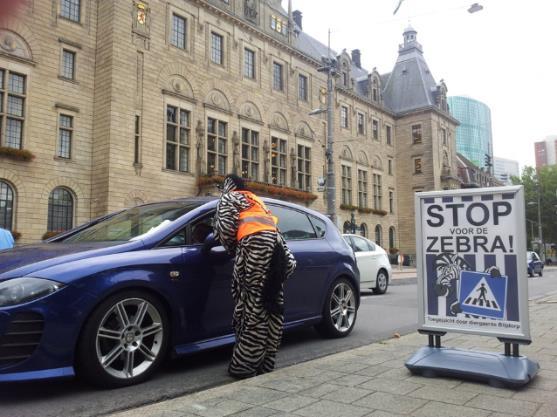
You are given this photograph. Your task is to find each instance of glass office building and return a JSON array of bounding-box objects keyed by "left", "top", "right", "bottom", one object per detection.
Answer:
[{"left": 448, "top": 96, "right": 493, "bottom": 171}]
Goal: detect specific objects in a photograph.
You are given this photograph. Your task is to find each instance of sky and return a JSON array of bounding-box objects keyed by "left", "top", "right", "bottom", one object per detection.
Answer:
[{"left": 288, "top": 0, "right": 557, "bottom": 171}]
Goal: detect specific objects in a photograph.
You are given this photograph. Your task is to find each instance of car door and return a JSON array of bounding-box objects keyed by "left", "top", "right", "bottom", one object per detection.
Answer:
[
  {"left": 160, "top": 212, "right": 235, "bottom": 343},
  {"left": 350, "top": 236, "right": 376, "bottom": 287},
  {"left": 268, "top": 204, "right": 334, "bottom": 322}
]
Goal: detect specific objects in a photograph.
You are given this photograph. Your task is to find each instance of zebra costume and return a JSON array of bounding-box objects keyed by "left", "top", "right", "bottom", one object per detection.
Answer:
[{"left": 214, "top": 175, "right": 296, "bottom": 378}]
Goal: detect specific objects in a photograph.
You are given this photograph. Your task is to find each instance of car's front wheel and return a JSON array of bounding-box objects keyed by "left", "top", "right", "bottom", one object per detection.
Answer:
[
  {"left": 77, "top": 290, "right": 169, "bottom": 388},
  {"left": 373, "top": 269, "right": 389, "bottom": 294},
  {"left": 315, "top": 277, "right": 357, "bottom": 338}
]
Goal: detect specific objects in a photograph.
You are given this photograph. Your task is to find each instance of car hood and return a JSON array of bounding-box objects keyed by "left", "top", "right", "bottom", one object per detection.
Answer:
[{"left": 0, "top": 241, "right": 143, "bottom": 280}]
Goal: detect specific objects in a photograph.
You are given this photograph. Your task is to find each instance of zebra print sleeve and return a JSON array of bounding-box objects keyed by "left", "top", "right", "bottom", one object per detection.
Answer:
[
  {"left": 214, "top": 193, "right": 240, "bottom": 254},
  {"left": 278, "top": 232, "right": 297, "bottom": 280}
]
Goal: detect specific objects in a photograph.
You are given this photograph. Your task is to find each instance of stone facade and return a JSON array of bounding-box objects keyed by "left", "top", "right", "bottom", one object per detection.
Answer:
[{"left": 0, "top": 0, "right": 458, "bottom": 256}]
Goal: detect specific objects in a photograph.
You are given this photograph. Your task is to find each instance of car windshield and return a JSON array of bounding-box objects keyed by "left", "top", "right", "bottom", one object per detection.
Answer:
[{"left": 64, "top": 202, "right": 201, "bottom": 243}]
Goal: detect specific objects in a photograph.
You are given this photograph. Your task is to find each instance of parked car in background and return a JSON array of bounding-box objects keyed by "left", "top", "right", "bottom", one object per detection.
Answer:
[
  {"left": 0, "top": 197, "right": 360, "bottom": 387},
  {"left": 527, "top": 251, "right": 544, "bottom": 277},
  {"left": 342, "top": 234, "right": 391, "bottom": 294}
]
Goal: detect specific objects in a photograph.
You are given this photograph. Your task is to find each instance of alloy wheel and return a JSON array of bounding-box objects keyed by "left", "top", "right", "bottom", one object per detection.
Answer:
[
  {"left": 95, "top": 298, "right": 164, "bottom": 380},
  {"left": 330, "top": 282, "right": 357, "bottom": 332},
  {"left": 377, "top": 271, "right": 388, "bottom": 292}
]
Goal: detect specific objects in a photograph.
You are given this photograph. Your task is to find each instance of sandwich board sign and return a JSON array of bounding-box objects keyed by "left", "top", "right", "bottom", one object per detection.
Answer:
[
  {"left": 415, "top": 185, "right": 530, "bottom": 340},
  {"left": 406, "top": 186, "right": 538, "bottom": 387}
]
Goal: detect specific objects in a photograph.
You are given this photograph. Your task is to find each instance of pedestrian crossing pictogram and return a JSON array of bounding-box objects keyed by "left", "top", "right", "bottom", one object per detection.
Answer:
[
  {"left": 462, "top": 278, "right": 500, "bottom": 311},
  {"left": 458, "top": 271, "right": 507, "bottom": 320}
]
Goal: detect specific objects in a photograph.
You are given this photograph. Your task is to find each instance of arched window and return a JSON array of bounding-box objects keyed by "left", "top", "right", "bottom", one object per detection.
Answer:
[
  {"left": 360, "top": 223, "right": 367, "bottom": 237},
  {"left": 48, "top": 187, "right": 74, "bottom": 232},
  {"left": 389, "top": 226, "right": 396, "bottom": 249},
  {"left": 343, "top": 221, "right": 352, "bottom": 234},
  {"left": 375, "top": 224, "right": 382, "bottom": 247},
  {"left": 0, "top": 180, "right": 14, "bottom": 230}
]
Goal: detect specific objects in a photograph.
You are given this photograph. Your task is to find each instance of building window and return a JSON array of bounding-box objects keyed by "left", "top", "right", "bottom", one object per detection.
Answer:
[
  {"left": 389, "top": 226, "right": 396, "bottom": 249},
  {"left": 297, "top": 144, "right": 311, "bottom": 191},
  {"left": 61, "top": 49, "right": 75, "bottom": 80},
  {"left": 375, "top": 224, "right": 382, "bottom": 247},
  {"left": 0, "top": 69, "right": 26, "bottom": 149},
  {"left": 341, "top": 165, "right": 352, "bottom": 205},
  {"left": 241, "top": 128, "right": 259, "bottom": 180},
  {"left": 134, "top": 115, "right": 141, "bottom": 164},
  {"left": 60, "top": 0, "right": 80, "bottom": 22},
  {"left": 388, "top": 159, "right": 393, "bottom": 175},
  {"left": 211, "top": 32, "right": 224, "bottom": 65},
  {"left": 271, "top": 136, "right": 287, "bottom": 186},
  {"left": 386, "top": 125, "right": 392, "bottom": 145},
  {"left": 412, "top": 124, "right": 422, "bottom": 144},
  {"left": 271, "top": 15, "right": 288, "bottom": 35},
  {"left": 273, "top": 62, "right": 283, "bottom": 91},
  {"left": 360, "top": 223, "right": 367, "bottom": 238},
  {"left": 342, "top": 72, "right": 348, "bottom": 87},
  {"left": 389, "top": 191, "right": 394, "bottom": 214},
  {"left": 0, "top": 180, "right": 14, "bottom": 231},
  {"left": 207, "top": 117, "right": 227, "bottom": 175},
  {"left": 373, "top": 174, "right": 382, "bottom": 210},
  {"left": 57, "top": 114, "right": 73, "bottom": 159},
  {"left": 372, "top": 119, "right": 379, "bottom": 140},
  {"left": 340, "top": 106, "right": 348, "bottom": 128},
  {"left": 171, "top": 14, "right": 187, "bottom": 49},
  {"left": 244, "top": 48, "right": 255, "bottom": 79},
  {"left": 166, "top": 105, "right": 190, "bottom": 172},
  {"left": 441, "top": 128, "right": 447, "bottom": 145},
  {"left": 47, "top": 187, "right": 74, "bottom": 232},
  {"left": 414, "top": 158, "right": 422, "bottom": 174},
  {"left": 358, "top": 169, "right": 368, "bottom": 208},
  {"left": 357, "top": 113, "right": 365, "bottom": 135},
  {"left": 298, "top": 74, "right": 308, "bottom": 101}
]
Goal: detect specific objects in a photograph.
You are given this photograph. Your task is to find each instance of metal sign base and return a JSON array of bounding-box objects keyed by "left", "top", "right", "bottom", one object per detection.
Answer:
[{"left": 405, "top": 346, "right": 539, "bottom": 388}]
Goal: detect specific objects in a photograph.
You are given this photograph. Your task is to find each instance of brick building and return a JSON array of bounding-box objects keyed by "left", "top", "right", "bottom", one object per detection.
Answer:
[{"left": 0, "top": 0, "right": 458, "bottom": 256}]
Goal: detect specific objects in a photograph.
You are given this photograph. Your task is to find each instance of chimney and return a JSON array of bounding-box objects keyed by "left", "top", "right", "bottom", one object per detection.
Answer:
[
  {"left": 351, "top": 49, "right": 361, "bottom": 68},
  {"left": 293, "top": 10, "right": 302, "bottom": 30}
]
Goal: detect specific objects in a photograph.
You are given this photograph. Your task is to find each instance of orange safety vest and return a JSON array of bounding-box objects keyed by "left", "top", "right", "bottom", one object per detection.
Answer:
[{"left": 236, "top": 191, "right": 278, "bottom": 241}]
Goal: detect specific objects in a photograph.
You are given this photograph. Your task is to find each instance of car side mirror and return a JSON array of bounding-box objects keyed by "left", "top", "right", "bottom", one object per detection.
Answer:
[{"left": 201, "top": 233, "right": 219, "bottom": 254}]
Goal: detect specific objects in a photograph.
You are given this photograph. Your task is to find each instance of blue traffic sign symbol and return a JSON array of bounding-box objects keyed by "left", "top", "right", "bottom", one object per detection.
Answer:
[{"left": 458, "top": 271, "right": 507, "bottom": 319}]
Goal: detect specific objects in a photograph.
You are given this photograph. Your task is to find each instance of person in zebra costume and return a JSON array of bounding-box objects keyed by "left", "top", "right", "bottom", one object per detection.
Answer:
[{"left": 214, "top": 174, "right": 296, "bottom": 379}]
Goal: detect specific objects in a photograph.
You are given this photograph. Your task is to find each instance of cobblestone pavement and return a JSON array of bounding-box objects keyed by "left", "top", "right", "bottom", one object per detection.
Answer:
[{"left": 105, "top": 294, "right": 557, "bottom": 417}]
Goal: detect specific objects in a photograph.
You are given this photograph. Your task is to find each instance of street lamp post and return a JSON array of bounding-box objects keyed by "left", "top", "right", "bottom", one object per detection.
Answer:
[
  {"left": 310, "top": 30, "right": 337, "bottom": 226},
  {"left": 528, "top": 186, "right": 544, "bottom": 262}
]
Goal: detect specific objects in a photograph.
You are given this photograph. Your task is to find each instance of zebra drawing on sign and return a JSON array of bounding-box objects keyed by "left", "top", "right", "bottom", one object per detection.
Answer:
[
  {"left": 434, "top": 253, "right": 501, "bottom": 317},
  {"left": 213, "top": 174, "right": 296, "bottom": 379}
]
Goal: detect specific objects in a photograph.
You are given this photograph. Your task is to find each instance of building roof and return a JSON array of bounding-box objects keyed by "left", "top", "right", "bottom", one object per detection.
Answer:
[
  {"left": 290, "top": 16, "right": 446, "bottom": 117},
  {"left": 382, "top": 37, "right": 438, "bottom": 113}
]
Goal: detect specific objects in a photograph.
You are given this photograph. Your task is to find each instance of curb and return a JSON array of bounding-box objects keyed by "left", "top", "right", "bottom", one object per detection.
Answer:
[{"left": 390, "top": 277, "right": 417, "bottom": 286}]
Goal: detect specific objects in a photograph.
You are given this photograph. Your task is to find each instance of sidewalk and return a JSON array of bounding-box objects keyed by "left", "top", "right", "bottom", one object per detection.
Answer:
[
  {"left": 105, "top": 293, "right": 557, "bottom": 417},
  {"left": 391, "top": 266, "right": 417, "bottom": 285}
]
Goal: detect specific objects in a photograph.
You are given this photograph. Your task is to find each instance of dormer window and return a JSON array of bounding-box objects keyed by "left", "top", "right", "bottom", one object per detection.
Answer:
[{"left": 271, "top": 15, "right": 288, "bottom": 36}]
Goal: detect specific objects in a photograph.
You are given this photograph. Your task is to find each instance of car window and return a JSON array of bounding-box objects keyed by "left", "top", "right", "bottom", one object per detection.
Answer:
[
  {"left": 309, "top": 216, "right": 327, "bottom": 238},
  {"left": 161, "top": 213, "right": 214, "bottom": 247},
  {"left": 64, "top": 202, "right": 201, "bottom": 243},
  {"left": 365, "top": 239, "right": 376, "bottom": 252},
  {"left": 190, "top": 216, "right": 214, "bottom": 244},
  {"left": 269, "top": 205, "right": 317, "bottom": 240},
  {"left": 351, "top": 236, "right": 370, "bottom": 252}
]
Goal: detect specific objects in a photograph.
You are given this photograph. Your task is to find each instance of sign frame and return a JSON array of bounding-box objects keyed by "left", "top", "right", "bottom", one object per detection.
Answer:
[{"left": 415, "top": 185, "right": 530, "bottom": 341}]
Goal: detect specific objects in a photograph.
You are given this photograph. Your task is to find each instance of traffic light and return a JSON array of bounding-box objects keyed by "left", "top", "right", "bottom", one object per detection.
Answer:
[{"left": 484, "top": 154, "right": 492, "bottom": 168}]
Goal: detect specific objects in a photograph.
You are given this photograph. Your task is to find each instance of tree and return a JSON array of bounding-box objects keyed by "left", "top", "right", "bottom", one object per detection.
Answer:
[{"left": 512, "top": 166, "right": 557, "bottom": 248}]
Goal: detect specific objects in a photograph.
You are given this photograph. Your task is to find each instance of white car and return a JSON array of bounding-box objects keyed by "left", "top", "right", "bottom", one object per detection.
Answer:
[{"left": 343, "top": 234, "right": 392, "bottom": 294}]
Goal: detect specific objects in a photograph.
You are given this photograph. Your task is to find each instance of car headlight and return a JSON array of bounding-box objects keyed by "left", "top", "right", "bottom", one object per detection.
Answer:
[{"left": 0, "top": 278, "right": 65, "bottom": 307}]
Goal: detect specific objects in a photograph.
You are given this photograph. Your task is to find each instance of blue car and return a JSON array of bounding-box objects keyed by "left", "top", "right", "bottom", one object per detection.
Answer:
[
  {"left": 527, "top": 251, "right": 544, "bottom": 277},
  {"left": 0, "top": 197, "right": 359, "bottom": 387}
]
